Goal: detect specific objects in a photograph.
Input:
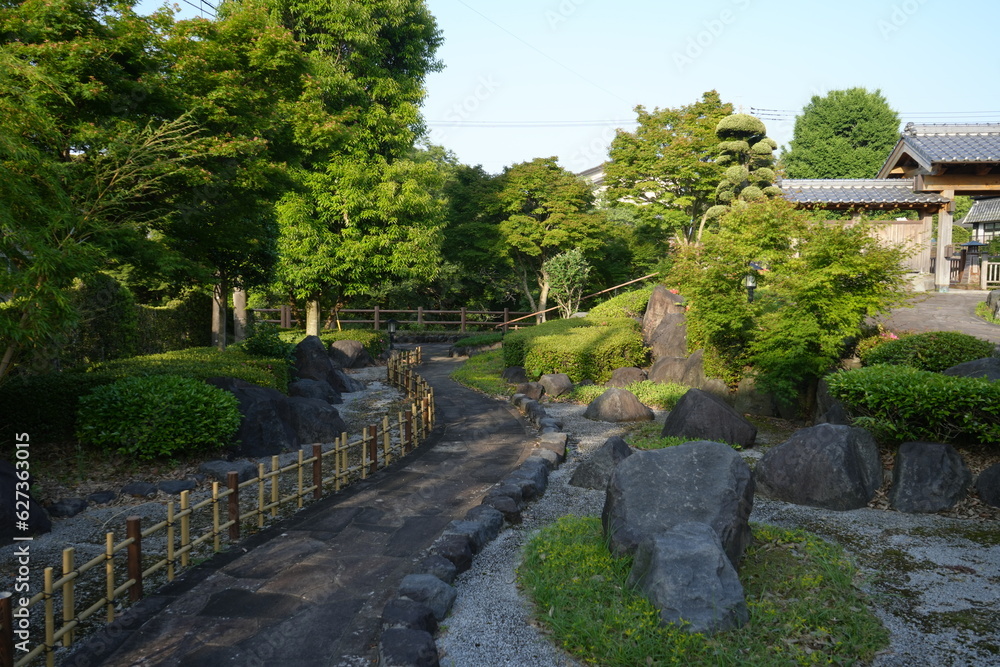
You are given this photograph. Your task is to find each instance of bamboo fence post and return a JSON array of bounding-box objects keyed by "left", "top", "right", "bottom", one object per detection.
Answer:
[
  {"left": 404, "top": 410, "right": 413, "bottom": 452},
  {"left": 313, "top": 444, "right": 323, "bottom": 499},
  {"left": 257, "top": 463, "right": 266, "bottom": 527},
  {"left": 397, "top": 411, "right": 405, "bottom": 455},
  {"left": 271, "top": 456, "right": 279, "bottom": 518},
  {"left": 297, "top": 449, "right": 305, "bottom": 508},
  {"left": 368, "top": 425, "right": 378, "bottom": 474},
  {"left": 0, "top": 592, "right": 13, "bottom": 667},
  {"left": 167, "top": 502, "right": 175, "bottom": 580},
  {"left": 127, "top": 517, "right": 142, "bottom": 602},
  {"left": 417, "top": 306, "right": 424, "bottom": 326},
  {"left": 227, "top": 472, "right": 240, "bottom": 541},
  {"left": 360, "top": 429, "right": 368, "bottom": 480},
  {"left": 460, "top": 307, "right": 467, "bottom": 333},
  {"left": 212, "top": 482, "right": 221, "bottom": 552},
  {"left": 374, "top": 305, "right": 380, "bottom": 332},
  {"left": 62, "top": 548, "right": 74, "bottom": 646},
  {"left": 43, "top": 567, "right": 53, "bottom": 667},
  {"left": 382, "top": 416, "right": 391, "bottom": 463},
  {"left": 180, "top": 491, "right": 190, "bottom": 568},
  {"left": 105, "top": 533, "right": 115, "bottom": 622}
]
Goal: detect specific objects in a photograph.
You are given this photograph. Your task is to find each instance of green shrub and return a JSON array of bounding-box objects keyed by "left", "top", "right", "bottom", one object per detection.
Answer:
[
  {"left": 826, "top": 365, "right": 1000, "bottom": 444},
  {"left": 137, "top": 292, "right": 213, "bottom": 355},
  {"left": 521, "top": 319, "right": 648, "bottom": 383},
  {"left": 280, "top": 329, "right": 386, "bottom": 359},
  {"left": 88, "top": 347, "right": 289, "bottom": 391},
  {"left": 501, "top": 318, "right": 589, "bottom": 368},
  {"left": 564, "top": 381, "right": 687, "bottom": 410},
  {"left": 77, "top": 375, "right": 240, "bottom": 459},
  {"left": 861, "top": 331, "right": 996, "bottom": 371},
  {"left": 62, "top": 272, "right": 140, "bottom": 365},
  {"left": 587, "top": 285, "right": 655, "bottom": 320},
  {"left": 454, "top": 332, "right": 504, "bottom": 348},
  {"left": 234, "top": 322, "right": 296, "bottom": 361}
]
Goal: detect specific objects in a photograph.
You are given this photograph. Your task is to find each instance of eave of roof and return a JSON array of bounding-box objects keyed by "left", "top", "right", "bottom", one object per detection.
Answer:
[{"left": 780, "top": 179, "right": 951, "bottom": 208}]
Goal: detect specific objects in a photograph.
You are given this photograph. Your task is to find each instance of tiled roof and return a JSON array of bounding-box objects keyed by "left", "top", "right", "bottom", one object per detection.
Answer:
[
  {"left": 962, "top": 197, "right": 1000, "bottom": 224},
  {"left": 779, "top": 179, "right": 951, "bottom": 206},
  {"left": 901, "top": 123, "right": 1000, "bottom": 164}
]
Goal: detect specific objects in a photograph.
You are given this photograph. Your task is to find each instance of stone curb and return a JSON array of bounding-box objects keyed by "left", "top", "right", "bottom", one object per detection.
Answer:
[{"left": 376, "top": 395, "right": 568, "bottom": 667}]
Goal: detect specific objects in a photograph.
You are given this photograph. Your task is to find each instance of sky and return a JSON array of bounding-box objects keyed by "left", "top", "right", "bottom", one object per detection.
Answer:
[{"left": 137, "top": 0, "right": 1000, "bottom": 175}]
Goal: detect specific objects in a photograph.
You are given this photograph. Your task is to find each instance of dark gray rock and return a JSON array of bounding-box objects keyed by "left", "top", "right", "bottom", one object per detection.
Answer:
[
  {"left": 602, "top": 442, "right": 754, "bottom": 567},
  {"left": 642, "top": 285, "right": 686, "bottom": 343},
  {"left": 942, "top": 357, "right": 1000, "bottom": 381},
  {"left": 288, "top": 379, "right": 342, "bottom": 404},
  {"left": 648, "top": 349, "right": 711, "bottom": 390},
  {"left": 538, "top": 432, "right": 567, "bottom": 461},
  {"left": 977, "top": 463, "right": 1000, "bottom": 508},
  {"left": 480, "top": 494, "right": 521, "bottom": 524},
  {"left": 583, "top": 388, "right": 654, "bottom": 423},
  {"left": 627, "top": 522, "right": 748, "bottom": 635},
  {"left": 87, "top": 491, "right": 117, "bottom": 505},
  {"left": 607, "top": 367, "right": 647, "bottom": 388},
  {"left": 381, "top": 598, "right": 438, "bottom": 634},
  {"left": 755, "top": 424, "right": 882, "bottom": 511},
  {"left": 295, "top": 335, "right": 341, "bottom": 379},
  {"left": 419, "top": 555, "right": 458, "bottom": 585},
  {"left": 48, "top": 498, "right": 88, "bottom": 518},
  {"left": 514, "top": 382, "right": 544, "bottom": 400},
  {"left": 522, "top": 400, "right": 547, "bottom": 425},
  {"left": 442, "top": 519, "right": 493, "bottom": 554},
  {"left": 378, "top": 628, "right": 439, "bottom": 667},
  {"left": 530, "top": 448, "right": 560, "bottom": 468},
  {"left": 661, "top": 388, "right": 756, "bottom": 449},
  {"left": 648, "top": 313, "right": 688, "bottom": 360},
  {"left": 198, "top": 460, "right": 258, "bottom": 484},
  {"left": 538, "top": 417, "right": 562, "bottom": 433},
  {"left": 538, "top": 373, "right": 573, "bottom": 398},
  {"left": 569, "top": 436, "right": 633, "bottom": 490},
  {"left": 429, "top": 533, "right": 474, "bottom": 574},
  {"left": 121, "top": 482, "right": 157, "bottom": 498},
  {"left": 502, "top": 366, "right": 529, "bottom": 384},
  {"left": 464, "top": 505, "right": 505, "bottom": 541},
  {"left": 733, "top": 377, "right": 777, "bottom": 418},
  {"left": 816, "top": 402, "right": 851, "bottom": 426},
  {"left": 399, "top": 574, "right": 457, "bottom": 621},
  {"left": 285, "top": 397, "right": 348, "bottom": 444},
  {"left": 206, "top": 377, "right": 298, "bottom": 456},
  {"left": 890, "top": 441, "right": 971, "bottom": 513},
  {"left": 157, "top": 479, "right": 197, "bottom": 495},
  {"left": 0, "top": 460, "right": 51, "bottom": 538},
  {"left": 329, "top": 339, "right": 364, "bottom": 368},
  {"left": 331, "top": 368, "right": 367, "bottom": 394},
  {"left": 510, "top": 394, "right": 529, "bottom": 409}
]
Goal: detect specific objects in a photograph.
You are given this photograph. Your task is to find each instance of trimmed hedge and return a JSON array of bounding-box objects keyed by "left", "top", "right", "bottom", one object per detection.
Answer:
[
  {"left": 502, "top": 318, "right": 592, "bottom": 369},
  {"left": 826, "top": 365, "right": 1000, "bottom": 444},
  {"left": 860, "top": 331, "right": 996, "bottom": 372},
  {"left": 507, "top": 318, "right": 648, "bottom": 383},
  {"left": 587, "top": 286, "right": 654, "bottom": 320},
  {"left": 453, "top": 332, "right": 504, "bottom": 348},
  {"left": 280, "top": 329, "right": 386, "bottom": 359},
  {"left": 87, "top": 347, "right": 289, "bottom": 391},
  {"left": 77, "top": 375, "right": 241, "bottom": 459},
  {"left": 137, "top": 292, "right": 213, "bottom": 355}
]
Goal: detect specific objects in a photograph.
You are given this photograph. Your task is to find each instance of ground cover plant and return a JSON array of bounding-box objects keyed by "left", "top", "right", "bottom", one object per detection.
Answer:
[
  {"left": 859, "top": 330, "right": 996, "bottom": 371},
  {"left": 453, "top": 332, "right": 504, "bottom": 348},
  {"left": 518, "top": 516, "right": 889, "bottom": 667},
  {"left": 564, "top": 381, "right": 687, "bottom": 410},
  {"left": 449, "top": 349, "right": 512, "bottom": 397}
]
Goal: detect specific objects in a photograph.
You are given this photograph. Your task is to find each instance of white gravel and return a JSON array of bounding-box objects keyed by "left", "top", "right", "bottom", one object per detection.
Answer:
[{"left": 436, "top": 404, "right": 1000, "bottom": 667}]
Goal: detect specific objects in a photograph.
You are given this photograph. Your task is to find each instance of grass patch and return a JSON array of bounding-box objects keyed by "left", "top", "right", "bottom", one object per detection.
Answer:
[
  {"left": 450, "top": 349, "right": 513, "bottom": 397},
  {"left": 976, "top": 301, "right": 1000, "bottom": 325},
  {"left": 564, "top": 381, "right": 689, "bottom": 409},
  {"left": 454, "top": 332, "right": 504, "bottom": 348},
  {"left": 621, "top": 421, "right": 700, "bottom": 450},
  {"left": 519, "top": 516, "right": 889, "bottom": 667}
]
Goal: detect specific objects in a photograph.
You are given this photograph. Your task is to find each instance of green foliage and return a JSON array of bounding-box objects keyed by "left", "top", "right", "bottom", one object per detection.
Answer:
[
  {"left": 449, "top": 349, "right": 512, "bottom": 397},
  {"left": 708, "top": 114, "right": 780, "bottom": 225},
  {"left": 604, "top": 91, "right": 733, "bottom": 244},
  {"left": 56, "top": 273, "right": 139, "bottom": 368},
  {"left": 782, "top": 88, "right": 901, "bottom": 179},
  {"left": 565, "top": 381, "right": 687, "bottom": 410},
  {"left": 502, "top": 318, "right": 589, "bottom": 368},
  {"left": 587, "top": 285, "right": 654, "bottom": 320},
  {"left": 233, "top": 322, "right": 296, "bottom": 361},
  {"left": 853, "top": 324, "right": 904, "bottom": 359},
  {"left": 280, "top": 329, "right": 386, "bottom": 359},
  {"left": 136, "top": 292, "right": 214, "bottom": 355},
  {"left": 453, "top": 333, "right": 505, "bottom": 348},
  {"left": 521, "top": 319, "right": 647, "bottom": 383},
  {"left": 77, "top": 375, "right": 240, "bottom": 459},
  {"left": 826, "top": 365, "right": 1000, "bottom": 444},
  {"left": 88, "top": 347, "right": 289, "bottom": 391},
  {"left": 861, "top": 331, "right": 996, "bottom": 371},
  {"left": 545, "top": 249, "right": 592, "bottom": 319},
  {"left": 518, "top": 516, "right": 888, "bottom": 667}
]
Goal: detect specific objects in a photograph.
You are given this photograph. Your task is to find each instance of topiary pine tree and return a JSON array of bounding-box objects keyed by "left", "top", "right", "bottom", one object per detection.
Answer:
[{"left": 701, "top": 114, "right": 782, "bottom": 232}]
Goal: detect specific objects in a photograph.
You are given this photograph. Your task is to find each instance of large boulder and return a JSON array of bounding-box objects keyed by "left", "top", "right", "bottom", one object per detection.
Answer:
[
  {"left": 661, "top": 388, "right": 756, "bottom": 449},
  {"left": 648, "top": 313, "right": 688, "bottom": 361},
  {"left": 501, "top": 366, "right": 528, "bottom": 384},
  {"left": 607, "top": 366, "right": 647, "bottom": 388},
  {"left": 976, "top": 463, "right": 1000, "bottom": 508},
  {"left": 602, "top": 442, "right": 754, "bottom": 567},
  {"left": 583, "top": 388, "right": 654, "bottom": 423},
  {"left": 642, "top": 285, "right": 686, "bottom": 342},
  {"left": 755, "top": 424, "right": 882, "bottom": 511},
  {"left": 329, "top": 339, "right": 367, "bottom": 368},
  {"left": 288, "top": 379, "right": 342, "bottom": 404},
  {"left": 538, "top": 373, "right": 573, "bottom": 398},
  {"left": 889, "top": 441, "right": 971, "bottom": 513},
  {"left": 514, "top": 382, "right": 544, "bottom": 400},
  {"left": 627, "top": 523, "right": 748, "bottom": 635},
  {"left": 285, "top": 397, "right": 348, "bottom": 445},
  {"left": 1, "top": 459, "right": 51, "bottom": 539},
  {"left": 206, "top": 377, "right": 297, "bottom": 456},
  {"left": 332, "top": 368, "right": 367, "bottom": 394},
  {"left": 647, "top": 350, "right": 719, "bottom": 394},
  {"left": 732, "top": 377, "right": 777, "bottom": 418},
  {"left": 295, "top": 335, "right": 341, "bottom": 379},
  {"left": 942, "top": 357, "right": 1000, "bottom": 381},
  {"left": 569, "top": 436, "right": 633, "bottom": 490}
]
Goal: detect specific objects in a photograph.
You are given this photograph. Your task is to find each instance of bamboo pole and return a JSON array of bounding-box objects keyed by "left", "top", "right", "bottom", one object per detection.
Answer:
[
  {"left": 297, "top": 449, "right": 305, "bottom": 508},
  {"left": 313, "top": 444, "right": 323, "bottom": 499},
  {"left": 127, "top": 517, "right": 142, "bottom": 602},
  {"left": 62, "top": 549, "right": 74, "bottom": 646},
  {"left": 180, "top": 491, "right": 190, "bottom": 568},
  {"left": 258, "top": 463, "right": 266, "bottom": 527},
  {"left": 212, "top": 482, "right": 221, "bottom": 552},
  {"left": 167, "top": 503, "right": 175, "bottom": 581},
  {"left": 228, "top": 472, "right": 240, "bottom": 541},
  {"left": 43, "top": 568, "right": 53, "bottom": 667},
  {"left": 271, "top": 456, "right": 279, "bottom": 518},
  {"left": 368, "top": 425, "right": 378, "bottom": 475},
  {"left": 105, "top": 533, "right": 115, "bottom": 622}
]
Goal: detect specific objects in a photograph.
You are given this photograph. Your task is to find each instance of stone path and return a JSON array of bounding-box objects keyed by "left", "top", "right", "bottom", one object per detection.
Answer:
[
  {"left": 64, "top": 344, "right": 533, "bottom": 667},
  {"left": 876, "top": 289, "right": 1000, "bottom": 344}
]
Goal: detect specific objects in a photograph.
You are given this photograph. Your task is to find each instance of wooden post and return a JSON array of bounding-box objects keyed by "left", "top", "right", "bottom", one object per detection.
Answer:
[
  {"left": 368, "top": 425, "right": 378, "bottom": 474},
  {"left": 280, "top": 305, "right": 291, "bottom": 329},
  {"left": 180, "top": 491, "right": 190, "bottom": 567},
  {"left": 382, "top": 416, "right": 391, "bottom": 463},
  {"left": 0, "top": 592, "right": 14, "bottom": 667},
  {"left": 936, "top": 197, "right": 955, "bottom": 292},
  {"left": 374, "top": 305, "right": 380, "bottom": 332},
  {"left": 212, "top": 482, "right": 221, "bottom": 552},
  {"left": 62, "top": 548, "right": 75, "bottom": 646},
  {"left": 227, "top": 472, "right": 240, "bottom": 541},
  {"left": 313, "top": 444, "right": 323, "bottom": 499},
  {"left": 503, "top": 307, "right": 510, "bottom": 334},
  {"left": 418, "top": 306, "right": 424, "bottom": 326},
  {"left": 233, "top": 288, "right": 248, "bottom": 342},
  {"left": 460, "top": 307, "right": 467, "bottom": 333},
  {"left": 127, "top": 516, "right": 143, "bottom": 602},
  {"left": 404, "top": 410, "right": 413, "bottom": 452}
]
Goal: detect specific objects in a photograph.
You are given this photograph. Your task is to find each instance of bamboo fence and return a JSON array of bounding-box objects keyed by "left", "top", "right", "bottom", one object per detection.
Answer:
[{"left": 1, "top": 349, "right": 431, "bottom": 667}]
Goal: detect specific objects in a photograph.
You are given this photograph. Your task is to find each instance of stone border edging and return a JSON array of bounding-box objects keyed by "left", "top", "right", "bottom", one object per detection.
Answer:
[{"left": 376, "top": 393, "right": 566, "bottom": 667}]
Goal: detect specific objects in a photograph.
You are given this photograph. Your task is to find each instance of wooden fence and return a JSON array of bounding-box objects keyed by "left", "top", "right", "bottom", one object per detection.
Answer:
[
  {"left": 1, "top": 350, "right": 432, "bottom": 667},
  {"left": 252, "top": 306, "right": 533, "bottom": 333}
]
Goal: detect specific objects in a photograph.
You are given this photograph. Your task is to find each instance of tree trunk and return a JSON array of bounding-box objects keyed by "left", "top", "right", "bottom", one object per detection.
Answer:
[
  {"left": 537, "top": 270, "right": 550, "bottom": 323},
  {"left": 211, "top": 276, "right": 228, "bottom": 350},
  {"left": 518, "top": 267, "right": 538, "bottom": 322},
  {"left": 305, "top": 297, "right": 321, "bottom": 337},
  {"left": 233, "top": 288, "right": 248, "bottom": 342}
]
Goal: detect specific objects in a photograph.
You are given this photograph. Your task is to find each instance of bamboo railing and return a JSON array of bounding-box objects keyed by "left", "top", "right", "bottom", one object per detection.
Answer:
[{"left": 1, "top": 349, "right": 431, "bottom": 667}]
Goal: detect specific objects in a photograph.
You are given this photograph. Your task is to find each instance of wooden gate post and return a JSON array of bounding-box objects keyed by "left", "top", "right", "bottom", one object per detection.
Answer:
[{"left": 126, "top": 517, "right": 143, "bottom": 602}]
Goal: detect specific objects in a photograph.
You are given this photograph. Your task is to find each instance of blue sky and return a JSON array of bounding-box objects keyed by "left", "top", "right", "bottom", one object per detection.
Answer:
[{"left": 137, "top": 0, "right": 1000, "bottom": 175}]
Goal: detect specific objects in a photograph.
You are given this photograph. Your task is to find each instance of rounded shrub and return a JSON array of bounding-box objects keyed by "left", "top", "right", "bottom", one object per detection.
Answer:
[
  {"left": 861, "top": 331, "right": 997, "bottom": 372},
  {"left": 77, "top": 375, "right": 241, "bottom": 459},
  {"left": 237, "top": 321, "right": 295, "bottom": 360},
  {"left": 588, "top": 286, "right": 654, "bottom": 320}
]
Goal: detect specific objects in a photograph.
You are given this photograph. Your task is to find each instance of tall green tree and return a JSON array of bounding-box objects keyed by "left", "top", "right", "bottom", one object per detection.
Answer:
[
  {"left": 604, "top": 91, "right": 733, "bottom": 245},
  {"left": 497, "top": 157, "right": 607, "bottom": 322},
  {"left": 703, "top": 114, "right": 782, "bottom": 230},
  {"left": 781, "top": 88, "right": 901, "bottom": 179}
]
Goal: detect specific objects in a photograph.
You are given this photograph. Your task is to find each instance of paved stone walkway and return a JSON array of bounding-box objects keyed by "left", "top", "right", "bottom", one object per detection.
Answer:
[
  {"left": 65, "top": 345, "right": 532, "bottom": 667},
  {"left": 876, "top": 289, "right": 1000, "bottom": 344}
]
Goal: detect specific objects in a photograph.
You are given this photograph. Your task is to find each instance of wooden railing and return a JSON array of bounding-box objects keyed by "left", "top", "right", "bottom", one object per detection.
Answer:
[
  {"left": 1, "top": 350, "right": 431, "bottom": 667},
  {"left": 982, "top": 260, "right": 1000, "bottom": 289},
  {"left": 251, "top": 306, "right": 533, "bottom": 333}
]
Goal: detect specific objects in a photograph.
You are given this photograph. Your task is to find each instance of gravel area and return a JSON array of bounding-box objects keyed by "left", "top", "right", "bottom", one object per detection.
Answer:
[{"left": 437, "top": 403, "right": 1000, "bottom": 667}]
